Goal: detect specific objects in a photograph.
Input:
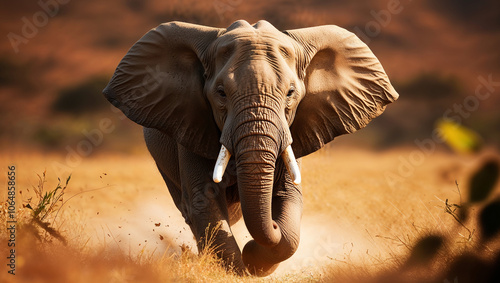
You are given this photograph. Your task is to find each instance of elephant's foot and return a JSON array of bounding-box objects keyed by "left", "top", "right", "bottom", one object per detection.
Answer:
[
  {"left": 214, "top": 246, "right": 249, "bottom": 276},
  {"left": 226, "top": 259, "right": 251, "bottom": 276},
  {"left": 241, "top": 240, "right": 280, "bottom": 277},
  {"left": 194, "top": 220, "right": 250, "bottom": 276},
  {"left": 213, "top": 254, "right": 249, "bottom": 276}
]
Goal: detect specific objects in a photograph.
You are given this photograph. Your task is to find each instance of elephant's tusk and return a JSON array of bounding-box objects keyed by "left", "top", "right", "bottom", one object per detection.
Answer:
[
  {"left": 282, "top": 145, "right": 301, "bottom": 185},
  {"left": 213, "top": 145, "right": 231, "bottom": 183}
]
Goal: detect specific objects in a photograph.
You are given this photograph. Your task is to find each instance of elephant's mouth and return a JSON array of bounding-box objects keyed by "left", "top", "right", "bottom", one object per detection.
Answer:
[{"left": 213, "top": 144, "right": 301, "bottom": 185}]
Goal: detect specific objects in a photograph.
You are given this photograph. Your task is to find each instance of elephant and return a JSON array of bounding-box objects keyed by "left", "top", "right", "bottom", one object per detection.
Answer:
[{"left": 103, "top": 20, "right": 398, "bottom": 276}]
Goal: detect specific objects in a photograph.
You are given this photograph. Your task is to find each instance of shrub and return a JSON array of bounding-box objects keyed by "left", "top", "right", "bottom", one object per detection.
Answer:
[{"left": 51, "top": 76, "right": 110, "bottom": 115}]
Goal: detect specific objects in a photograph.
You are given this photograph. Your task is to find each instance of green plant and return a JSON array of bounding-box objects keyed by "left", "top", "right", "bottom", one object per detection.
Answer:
[
  {"left": 437, "top": 119, "right": 482, "bottom": 154},
  {"left": 23, "top": 171, "right": 70, "bottom": 244}
]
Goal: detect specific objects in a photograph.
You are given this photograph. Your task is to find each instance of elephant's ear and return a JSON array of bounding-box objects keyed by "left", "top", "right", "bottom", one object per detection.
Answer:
[
  {"left": 284, "top": 25, "right": 399, "bottom": 158},
  {"left": 103, "top": 22, "right": 224, "bottom": 159}
]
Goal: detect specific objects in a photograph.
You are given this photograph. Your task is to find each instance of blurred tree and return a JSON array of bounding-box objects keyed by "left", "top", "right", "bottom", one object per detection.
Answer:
[
  {"left": 32, "top": 126, "right": 65, "bottom": 149},
  {"left": 0, "top": 57, "right": 35, "bottom": 92},
  {"left": 395, "top": 72, "right": 462, "bottom": 100},
  {"left": 404, "top": 235, "right": 444, "bottom": 267},
  {"left": 469, "top": 160, "right": 499, "bottom": 203},
  {"left": 479, "top": 199, "right": 500, "bottom": 242},
  {"left": 429, "top": 0, "right": 500, "bottom": 32},
  {"left": 51, "top": 76, "right": 110, "bottom": 115}
]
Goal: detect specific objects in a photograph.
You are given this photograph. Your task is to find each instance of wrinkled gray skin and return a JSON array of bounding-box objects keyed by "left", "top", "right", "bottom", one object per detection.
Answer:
[{"left": 103, "top": 20, "right": 398, "bottom": 276}]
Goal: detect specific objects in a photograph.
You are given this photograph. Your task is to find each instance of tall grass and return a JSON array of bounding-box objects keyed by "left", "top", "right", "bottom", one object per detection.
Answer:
[
  {"left": 1, "top": 150, "right": 499, "bottom": 282},
  {"left": 22, "top": 171, "right": 69, "bottom": 244}
]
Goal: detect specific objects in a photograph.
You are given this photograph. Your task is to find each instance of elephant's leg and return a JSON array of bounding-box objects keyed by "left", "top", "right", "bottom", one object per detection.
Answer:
[
  {"left": 144, "top": 128, "right": 183, "bottom": 209},
  {"left": 226, "top": 184, "right": 242, "bottom": 226},
  {"left": 177, "top": 145, "right": 247, "bottom": 274},
  {"left": 219, "top": 160, "right": 242, "bottom": 226}
]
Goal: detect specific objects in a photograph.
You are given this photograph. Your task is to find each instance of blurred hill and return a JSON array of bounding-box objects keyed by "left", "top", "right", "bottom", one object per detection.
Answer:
[{"left": 1, "top": 0, "right": 499, "bottom": 152}]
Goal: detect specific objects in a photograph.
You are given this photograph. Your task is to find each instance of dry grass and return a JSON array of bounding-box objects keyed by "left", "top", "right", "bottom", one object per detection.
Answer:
[{"left": 1, "top": 146, "right": 499, "bottom": 282}]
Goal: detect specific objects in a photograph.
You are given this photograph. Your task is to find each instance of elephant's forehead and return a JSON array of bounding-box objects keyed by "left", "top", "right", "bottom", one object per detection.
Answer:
[
  {"left": 215, "top": 29, "right": 292, "bottom": 52},
  {"left": 219, "top": 20, "right": 289, "bottom": 45},
  {"left": 220, "top": 31, "right": 279, "bottom": 44},
  {"left": 226, "top": 19, "right": 279, "bottom": 33}
]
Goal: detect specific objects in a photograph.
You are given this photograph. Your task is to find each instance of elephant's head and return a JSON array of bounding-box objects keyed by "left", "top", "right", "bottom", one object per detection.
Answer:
[{"left": 103, "top": 20, "right": 398, "bottom": 275}]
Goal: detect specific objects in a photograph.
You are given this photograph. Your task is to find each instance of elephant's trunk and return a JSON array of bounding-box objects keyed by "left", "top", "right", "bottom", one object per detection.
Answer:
[
  {"left": 234, "top": 108, "right": 282, "bottom": 246},
  {"left": 236, "top": 145, "right": 281, "bottom": 247},
  {"left": 229, "top": 106, "right": 301, "bottom": 276},
  {"left": 214, "top": 145, "right": 300, "bottom": 186}
]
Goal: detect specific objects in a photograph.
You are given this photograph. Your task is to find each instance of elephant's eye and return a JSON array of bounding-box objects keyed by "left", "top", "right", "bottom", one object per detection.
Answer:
[
  {"left": 287, "top": 85, "right": 295, "bottom": 97},
  {"left": 216, "top": 85, "right": 226, "bottom": 98}
]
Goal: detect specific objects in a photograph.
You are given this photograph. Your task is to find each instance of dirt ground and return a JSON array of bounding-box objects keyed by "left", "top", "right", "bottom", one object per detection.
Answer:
[{"left": 1, "top": 145, "right": 499, "bottom": 282}]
